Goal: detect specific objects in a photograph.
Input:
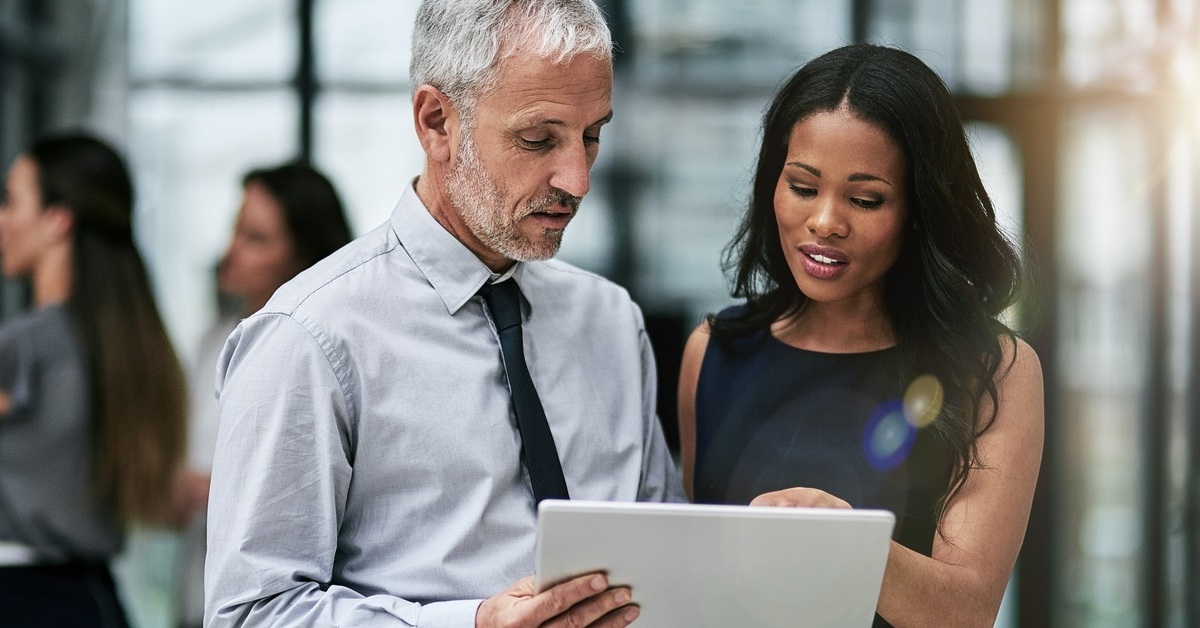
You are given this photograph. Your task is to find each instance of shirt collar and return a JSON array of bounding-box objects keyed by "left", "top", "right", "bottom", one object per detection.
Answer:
[
  {"left": 391, "top": 181, "right": 527, "bottom": 315},
  {"left": 488, "top": 264, "right": 518, "bottom": 284}
]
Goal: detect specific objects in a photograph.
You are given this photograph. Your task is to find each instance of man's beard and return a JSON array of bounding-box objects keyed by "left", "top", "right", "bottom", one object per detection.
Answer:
[{"left": 447, "top": 132, "right": 581, "bottom": 262}]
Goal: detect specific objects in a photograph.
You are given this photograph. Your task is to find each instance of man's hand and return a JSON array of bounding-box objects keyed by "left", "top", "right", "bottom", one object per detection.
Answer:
[
  {"left": 750, "top": 487, "right": 852, "bottom": 509},
  {"left": 476, "top": 573, "right": 639, "bottom": 628}
]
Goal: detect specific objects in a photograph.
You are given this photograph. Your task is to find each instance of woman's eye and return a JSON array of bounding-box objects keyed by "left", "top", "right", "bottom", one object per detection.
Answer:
[
  {"left": 852, "top": 197, "right": 884, "bottom": 209},
  {"left": 788, "top": 184, "right": 817, "bottom": 198}
]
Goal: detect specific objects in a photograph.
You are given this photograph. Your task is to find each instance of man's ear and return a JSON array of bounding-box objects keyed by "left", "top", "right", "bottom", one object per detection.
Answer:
[{"left": 413, "top": 85, "right": 458, "bottom": 163}]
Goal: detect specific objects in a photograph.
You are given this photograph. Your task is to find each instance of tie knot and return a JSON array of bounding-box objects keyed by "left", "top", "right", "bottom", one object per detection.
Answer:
[{"left": 479, "top": 280, "right": 523, "bottom": 332}]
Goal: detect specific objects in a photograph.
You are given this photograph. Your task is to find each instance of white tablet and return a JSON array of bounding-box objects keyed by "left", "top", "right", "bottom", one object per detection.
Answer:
[{"left": 535, "top": 500, "right": 894, "bottom": 628}]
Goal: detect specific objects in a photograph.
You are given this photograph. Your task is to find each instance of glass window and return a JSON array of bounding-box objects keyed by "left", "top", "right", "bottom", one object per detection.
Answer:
[
  {"left": 966, "top": 122, "right": 1023, "bottom": 241},
  {"left": 960, "top": 0, "right": 1014, "bottom": 95},
  {"left": 869, "top": 0, "right": 959, "bottom": 85},
  {"left": 628, "top": 0, "right": 853, "bottom": 92},
  {"left": 1058, "top": 0, "right": 1196, "bottom": 90},
  {"left": 315, "top": 0, "right": 417, "bottom": 85},
  {"left": 620, "top": 94, "right": 763, "bottom": 318},
  {"left": 129, "top": 0, "right": 295, "bottom": 83},
  {"left": 313, "top": 92, "right": 423, "bottom": 234},
  {"left": 1057, "top": 106, "right": 1154, "bottom": 626},
  {"left": 128, "top": 90, "right": 298, "bottom": 355},
  {"left": 128, "top": 0, "right": 298, "bottom": 355},
  {"left": 965, "top": 122, "right": 1025, "bottom": 331},
  {"left": 864, "top": 0, "right": 1018, "bottom": 94}
]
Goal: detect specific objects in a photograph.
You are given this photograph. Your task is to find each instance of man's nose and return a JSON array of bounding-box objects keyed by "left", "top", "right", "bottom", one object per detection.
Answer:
[{"left": 549, "top": 144, "right": 591, "bottom": 199}]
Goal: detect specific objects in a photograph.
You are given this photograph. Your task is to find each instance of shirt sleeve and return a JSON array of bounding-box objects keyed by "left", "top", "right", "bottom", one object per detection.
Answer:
[
  {"left": 631, "top": 306, "right": 687, "bottom": 504},
  {"left": 204, "top": 313, "right": 484, "bottom": 628}
]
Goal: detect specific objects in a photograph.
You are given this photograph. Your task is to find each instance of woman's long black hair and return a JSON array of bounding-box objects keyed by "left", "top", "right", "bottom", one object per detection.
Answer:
[
  {"left": 30, "top": 133, "right": 186, "bottom": 525},
  {"left": 716, "top": 44, "right": 1026, "bottom": 522}
]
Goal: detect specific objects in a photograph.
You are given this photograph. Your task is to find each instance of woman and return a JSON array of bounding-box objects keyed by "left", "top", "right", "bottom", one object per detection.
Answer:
[
  {"left": 175, "top": 161, "right": 352, "bottom": 628},
  {"left": 678, "top": 44, "right": 1044, "bottom": 627},
  {"left": 0, "top": 133, "right": 186, "bottom": 626},
  {"left": 217, "top": 162, "right": 353, "bottom": 318}
]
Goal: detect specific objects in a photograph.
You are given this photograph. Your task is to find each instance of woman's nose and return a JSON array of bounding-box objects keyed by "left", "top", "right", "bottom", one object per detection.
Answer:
[{"left": 806, "top": 195, "right": 848, "bottom": 238}]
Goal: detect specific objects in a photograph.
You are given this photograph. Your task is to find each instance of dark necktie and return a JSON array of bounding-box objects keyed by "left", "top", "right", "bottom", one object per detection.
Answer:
[{"left": 478, "top": 279, "right": 570, "bottom": 503}]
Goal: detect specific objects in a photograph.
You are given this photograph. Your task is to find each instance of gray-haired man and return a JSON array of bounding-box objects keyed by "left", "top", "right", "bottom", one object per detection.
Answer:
[{"left": 205, "top": 1, "right": 684, "bottom": 626}]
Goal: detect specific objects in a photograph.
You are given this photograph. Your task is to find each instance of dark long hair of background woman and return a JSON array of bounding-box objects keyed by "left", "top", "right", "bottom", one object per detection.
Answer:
[{"left": 29, "top": 134, "right": 186, "bottom": 525}]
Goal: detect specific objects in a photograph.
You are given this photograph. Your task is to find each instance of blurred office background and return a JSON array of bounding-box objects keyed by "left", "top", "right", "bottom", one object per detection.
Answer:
[{"left": 1, "top": 0, "right": 1198, "bottom": 626}]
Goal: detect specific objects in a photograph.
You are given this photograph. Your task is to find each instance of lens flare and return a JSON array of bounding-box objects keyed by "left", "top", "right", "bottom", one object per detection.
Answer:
[
  {"left": 903, "top": 374, "right": 944, "bottom": 428},
  {"left": 862, "top": 400, "right": 916, "bottom": 471}
]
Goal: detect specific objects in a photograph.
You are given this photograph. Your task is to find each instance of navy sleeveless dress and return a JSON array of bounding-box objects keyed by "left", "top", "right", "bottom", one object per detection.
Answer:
[{"left": 693, "top": 311, "right": 953, "bottom": 627}]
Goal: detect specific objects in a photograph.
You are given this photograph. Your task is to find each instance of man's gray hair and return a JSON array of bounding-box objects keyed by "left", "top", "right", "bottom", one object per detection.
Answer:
[{"left": 410, "top": 0, "right": 612, "bottom": 119}]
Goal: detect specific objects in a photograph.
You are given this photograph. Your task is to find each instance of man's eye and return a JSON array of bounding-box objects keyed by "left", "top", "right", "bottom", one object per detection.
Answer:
[
  {"left": 583, "top": 134, "right": 601, "bottom": 146},
  {"left": 519, "top": 137, "right": 551, "bottom": 150}
]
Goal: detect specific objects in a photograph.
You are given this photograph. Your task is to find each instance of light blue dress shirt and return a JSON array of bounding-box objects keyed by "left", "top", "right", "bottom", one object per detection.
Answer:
[{"left": 206, "top": 183, "right": 685, "bottom": 627}]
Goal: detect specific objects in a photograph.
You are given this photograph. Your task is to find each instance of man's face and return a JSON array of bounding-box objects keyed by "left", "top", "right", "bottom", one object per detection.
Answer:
[{"left": 447, "top": 51, "right": 612, "bottom": 265}]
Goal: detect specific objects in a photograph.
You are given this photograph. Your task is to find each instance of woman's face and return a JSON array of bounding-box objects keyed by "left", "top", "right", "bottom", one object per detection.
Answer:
[
  {"left": 218, "top": 180, "right": 302, "bottom": 312},
  {"left": 0, "top": 156, "right": 58, "bottom": 278},
  {"left": 773, "top": 107, "right": 908, "bottom": 310}
]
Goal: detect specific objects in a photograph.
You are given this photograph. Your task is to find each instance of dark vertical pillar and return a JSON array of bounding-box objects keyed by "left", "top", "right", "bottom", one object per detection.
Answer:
[
  {"left": 1014, "top": 98, "right": 1060, "bottom": 628},
  {"left": 955, "top": 93, "right": 1064, "bottom": 628},
  {"left": 596, "top": 0, "right": 636, "bottom": 290},
  {"left": 595, "top": 0, "right": 684, "bottom": 448},
  {"left": 0, "top": 0, "right": 53, "bottom": 321},
  {"left": 1187, "top": 112, "right": 1200, "bottom": 628},
  {"left": 603, "top": 161, "right": 639, "bottom": 294},
  {"left": 1184, "top": 5, "right": 1200, "bottom": 624},
  {"left": 1143, "top": 3, "right": 1177, "bottom": 621},
  {"left": 596, "top": 0, "right": 632, "bottom": 70},
  {"left": 1016, "top": 2, "right": 1063, "bottom": 624},
  {"left": 851, "top": 0, "right": 872, "bottom": 44},
  {"left": 296, "top": 0, "right": 316, "bottom": 163},
  {"left": 952, "top": 60, "right": 1062, "bottom": 628},
  {"left": 1140, "top": 111, "right": 1168, "bottom": 628},
  {"left": 25, "top": 0, "right": 50, "bottom": 136}
]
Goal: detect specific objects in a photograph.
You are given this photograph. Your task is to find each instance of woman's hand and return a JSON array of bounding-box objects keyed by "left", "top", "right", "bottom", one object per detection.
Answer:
[
  {"left": 164, "top": 469, "right": 211, "bottom": 528},
  {"left": 750, "top": 487, "right": 852, "bottom": 509}
]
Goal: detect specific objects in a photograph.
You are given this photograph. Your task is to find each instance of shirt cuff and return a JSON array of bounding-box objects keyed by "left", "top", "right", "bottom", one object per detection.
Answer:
[{"left": 416, "top": 599, "right": 484, "bottom": 628}]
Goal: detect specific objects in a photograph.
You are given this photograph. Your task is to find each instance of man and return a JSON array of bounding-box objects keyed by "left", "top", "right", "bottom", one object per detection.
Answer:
[{"left": 204, "top": 1, "right": 684, "bottom": 626}]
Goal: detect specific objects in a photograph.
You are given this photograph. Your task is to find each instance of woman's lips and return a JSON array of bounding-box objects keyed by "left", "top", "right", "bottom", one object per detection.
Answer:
[{"left": 799, "top": 244, "right": 848, "bottom": 280}]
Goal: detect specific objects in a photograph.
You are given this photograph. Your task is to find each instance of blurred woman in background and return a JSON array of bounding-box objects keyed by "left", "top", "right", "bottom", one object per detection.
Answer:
[
  {"left": 175, "top": 161, "right": 351, "bottom": 628},
  {"left": 0, "top": 132, "right": 186, "bottom": 626}
]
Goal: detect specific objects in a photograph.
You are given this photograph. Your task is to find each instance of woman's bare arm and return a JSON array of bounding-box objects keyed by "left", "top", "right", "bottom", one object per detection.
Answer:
[
  {"left": 873, "top": 338, "right": 1044, "bottom": 627},
  {"left": 751, "top": 338, "right": 1044, "bottom": 627},
  {"left": 676, "top": 324, "right": 712, "bottom": 501}
]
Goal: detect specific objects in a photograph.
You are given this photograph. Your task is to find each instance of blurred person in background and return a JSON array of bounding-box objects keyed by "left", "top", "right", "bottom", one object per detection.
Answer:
[
  {"left": 678, "top": 44, "right": 1044, "bottom": 627},
  {"left": 0, "top": 132, "right": 187, "bottom": 627},
  {"left": 174, "top": 161, "right": 351, "bottom": 628}
]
